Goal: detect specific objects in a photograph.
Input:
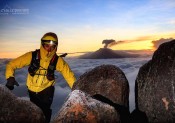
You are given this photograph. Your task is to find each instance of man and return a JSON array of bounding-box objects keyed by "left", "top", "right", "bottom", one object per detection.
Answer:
[{"left": 5, "top": 32, "right": 76, "bottom": 123}]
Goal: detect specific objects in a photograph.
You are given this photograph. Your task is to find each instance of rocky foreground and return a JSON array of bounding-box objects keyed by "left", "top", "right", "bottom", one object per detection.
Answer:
[{"left": 0, "top": 85, "right": 45, "bottom": 123}]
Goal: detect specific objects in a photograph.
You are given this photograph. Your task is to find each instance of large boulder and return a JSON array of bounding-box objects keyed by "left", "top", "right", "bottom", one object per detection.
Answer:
[
  {"left": 72, "top": 65, "right": 130, "bottom": 122},
  {"left": 52, "top": 90, "right": 120, "bottom": 123},
  {"left": 72, "top": 64, "right": 129, "bottom": 107},
  {"left": 0, "top": 84, "right": 45, "bottom": 123},
  {"left": 135, "top": 40, "right": 175, "bottom": 122}
]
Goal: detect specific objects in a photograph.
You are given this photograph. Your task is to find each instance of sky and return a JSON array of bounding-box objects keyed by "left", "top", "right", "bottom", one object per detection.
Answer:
[{"left": 0, "top": 0, "right": 175, "bottom": 58}]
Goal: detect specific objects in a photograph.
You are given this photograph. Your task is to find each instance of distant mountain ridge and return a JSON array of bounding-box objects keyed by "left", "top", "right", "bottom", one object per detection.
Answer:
[{"left": 78, "top": 48, "right": 139, "bottom": 59}]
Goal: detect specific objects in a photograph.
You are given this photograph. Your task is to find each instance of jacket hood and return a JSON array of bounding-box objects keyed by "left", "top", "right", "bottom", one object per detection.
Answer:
[{"left": 40, "top": 32, "right": 58, "bottom": 60}]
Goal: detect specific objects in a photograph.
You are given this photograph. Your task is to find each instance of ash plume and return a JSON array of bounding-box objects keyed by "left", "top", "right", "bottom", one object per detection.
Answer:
[
  {"left": 102, "top": 39, "right": 115, "bottom": 48},
  {"left": 102, "top": 39, "right": 124, "bottom": 48}
]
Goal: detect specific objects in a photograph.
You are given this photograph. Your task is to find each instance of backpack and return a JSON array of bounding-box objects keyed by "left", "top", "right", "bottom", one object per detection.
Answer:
[{"left": 28, "top": 49, "right": 58, "bottom": 81}]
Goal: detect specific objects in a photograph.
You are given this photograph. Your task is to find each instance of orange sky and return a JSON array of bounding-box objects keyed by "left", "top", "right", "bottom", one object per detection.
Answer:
[{"left": 1, "top": 32, "right": 175, "bottom": 58}]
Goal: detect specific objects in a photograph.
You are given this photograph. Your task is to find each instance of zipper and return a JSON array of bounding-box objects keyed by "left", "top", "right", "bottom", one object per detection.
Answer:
[
  {"left": 41, "top": 71, "right": 47, "bottom": 85},
  {"left": 35, "top": 69, "right": 40, "bottom": 83}
]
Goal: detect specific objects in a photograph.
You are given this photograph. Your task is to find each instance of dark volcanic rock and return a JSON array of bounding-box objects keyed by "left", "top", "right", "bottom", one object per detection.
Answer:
[
  {"left": 52, "top": 90, "right": 120, "bottom": 123},
  {"left": 53, "top": 65, "right": 130, "bottom": 123},
  {"left": 73, "top": 64, "right": 129, "bottom": 107},
  {"left": 79, "top": 48, "right": 138, "bottom": 59},
  {"left": 0, "top": 84, "right": 45, "bottom": 123},
  {"left": 135, "top": 40, "right": 175, "bottom": 123}
]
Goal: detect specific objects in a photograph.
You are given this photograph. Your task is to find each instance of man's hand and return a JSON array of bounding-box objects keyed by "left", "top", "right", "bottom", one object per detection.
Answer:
[
  {"left": 162, "top": 97, "right": 169, "bottom": 110},
  {"left": 6, "top": 77, "right": 19, "bottom": 90}
]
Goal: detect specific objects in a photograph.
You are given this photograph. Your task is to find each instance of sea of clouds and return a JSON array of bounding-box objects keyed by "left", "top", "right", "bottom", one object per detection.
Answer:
[{"left": 0, "top": 57, "right": 151, "bottom": 119}]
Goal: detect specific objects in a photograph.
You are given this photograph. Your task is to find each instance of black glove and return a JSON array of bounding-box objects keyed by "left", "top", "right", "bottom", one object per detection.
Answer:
[{"left": 6, "top": 77, "right": 19, "bottom": 90}]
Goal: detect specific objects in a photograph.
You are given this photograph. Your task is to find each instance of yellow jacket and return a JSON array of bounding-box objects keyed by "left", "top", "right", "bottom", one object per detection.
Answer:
[{"left": 6, "top": 44, "right": 76, "bottom": 92}]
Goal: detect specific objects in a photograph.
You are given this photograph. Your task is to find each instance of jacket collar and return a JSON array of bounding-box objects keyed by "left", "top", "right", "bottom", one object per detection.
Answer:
[{"left": 40, "top": 44, "right": 57, "bottom": 61}]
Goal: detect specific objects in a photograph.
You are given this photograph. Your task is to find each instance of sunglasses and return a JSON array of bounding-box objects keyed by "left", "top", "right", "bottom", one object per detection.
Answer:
[{"left": 41, "top": 40, "right": 58, "bottom": 46}]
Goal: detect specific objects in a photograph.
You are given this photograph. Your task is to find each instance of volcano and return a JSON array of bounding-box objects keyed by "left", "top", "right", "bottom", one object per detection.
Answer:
[{"left": 78, "top": 48, "right": 139, "bottom": 59}]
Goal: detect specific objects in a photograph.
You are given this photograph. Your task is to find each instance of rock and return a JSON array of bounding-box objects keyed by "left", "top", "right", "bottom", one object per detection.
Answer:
[
  {"left": 72, "top": 65, "right": 130, "bottom": 122},
  {"left": 0, "top": 84, "right": 45, "bottom": 123},
  {"left": 52, "top": 90, "right": 120, "bottom": 123},
  {"left": 73, "top": 64, "right": 129, "bottom": 108},
  {"left": 135, "top": 40, "right": 175, "bottom": 122}
]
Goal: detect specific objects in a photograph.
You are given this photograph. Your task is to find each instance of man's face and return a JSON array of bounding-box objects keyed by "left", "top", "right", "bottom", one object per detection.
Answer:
[
  {"left": 43, "top": 44, "right": 56, "bottom": 52},
  {"left": 42, "top": 40, "right": 57, "bottom": 52}
]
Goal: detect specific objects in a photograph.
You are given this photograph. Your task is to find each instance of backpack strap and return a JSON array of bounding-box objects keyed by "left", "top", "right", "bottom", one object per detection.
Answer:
[
  {"left": 47, "top": 54, "right": 59, "bottom": 81},
  {"left": 28, "top": 49, "right": 40, "bottom": 76},
  {"left": 28, "top": 50, "right": 59, "bottom": 80}
]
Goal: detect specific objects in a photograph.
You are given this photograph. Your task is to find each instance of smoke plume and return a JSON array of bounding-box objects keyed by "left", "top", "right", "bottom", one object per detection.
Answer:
[
  {"left": 102, "top": 39, "right": 124, "bottom": 48},
  {"left": 102, "top": 39, "right": 115, "bottom": 48}
]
